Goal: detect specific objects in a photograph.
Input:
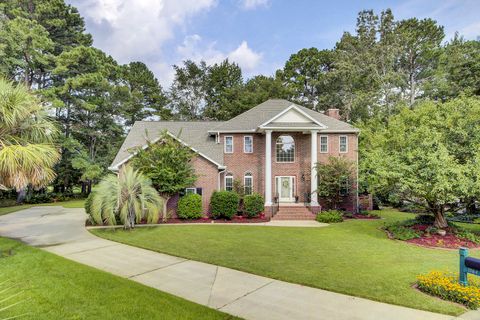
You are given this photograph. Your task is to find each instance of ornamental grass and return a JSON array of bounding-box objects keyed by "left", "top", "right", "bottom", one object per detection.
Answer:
[{"left": 417, "top": 271, "right": 480, "bottom": 309}]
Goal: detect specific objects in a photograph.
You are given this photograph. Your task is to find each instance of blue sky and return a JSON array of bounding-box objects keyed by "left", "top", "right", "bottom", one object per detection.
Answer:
[{"left": 68, "top": 0, "right": 480, "bottom": 87}]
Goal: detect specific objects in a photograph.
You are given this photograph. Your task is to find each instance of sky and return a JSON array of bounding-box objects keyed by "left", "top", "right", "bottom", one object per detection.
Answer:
[{"left": 67, "top": 0, "right": 480, "bottom": 87}]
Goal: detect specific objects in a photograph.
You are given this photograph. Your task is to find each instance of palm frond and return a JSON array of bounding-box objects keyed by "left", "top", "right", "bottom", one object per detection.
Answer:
[{"left": 87, "top": 165, "right": 163, "bottom": 228}]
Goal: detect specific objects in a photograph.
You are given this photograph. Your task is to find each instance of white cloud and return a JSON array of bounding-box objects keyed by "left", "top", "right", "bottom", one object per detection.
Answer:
[
  {"left": 69, "top": 0, "right": 217, "bottom": 85},
  {"left": 177, "top": 35, "right": 263, "bottom": 73},
  {"left": 227, "top": 41, "right": 263, "bottom": 71},
  {"left": 239, "top": 0, "right": 270, "bottom": 10}
]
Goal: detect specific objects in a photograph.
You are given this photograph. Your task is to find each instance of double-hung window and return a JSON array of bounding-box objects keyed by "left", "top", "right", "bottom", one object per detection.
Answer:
[
  {"left": 339, "top": 135, "right": 348, "bottom": 153},
  {"left": 244, "top": 136, "right": 253, "bottom": 153},
  {"left": 320, "top": 135, "right": 328, "bottom": 153},
  {"left": 224, "top": 136, "right": 233, "bottom": 153},
  {"left": 244, "top": 173, "right": 253, "bottom": 195},
  {"left": 225, "top": 174, "right": 234, "bottom": 191}
]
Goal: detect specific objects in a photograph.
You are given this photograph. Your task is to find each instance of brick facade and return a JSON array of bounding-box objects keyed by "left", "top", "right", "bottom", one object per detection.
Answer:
[
  {"left": 166, "top": 155, "right": 219, "bottom": 217},
  {"left": 221, "top": 132, "right": 358, "bottom": 212}
]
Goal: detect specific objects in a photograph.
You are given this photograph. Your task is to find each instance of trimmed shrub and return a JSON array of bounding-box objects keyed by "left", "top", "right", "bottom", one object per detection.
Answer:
[
  {"left": 177, "top": 193, "right": 203, "bottom": 219},
  {"left": 211, "top": 191, "right": 239, "bottom": 219},
  {"left": 384, "top": 221, "right": 420, "bottom": 240},
  {"left": 243, "top": 193, "right": 264, "bottom": 218},
  {"left": 417, "top": 271, "right": 480, "bottom": 309},
  {"left": 316, "top": 210, "right": 343, "bottom": 223}
]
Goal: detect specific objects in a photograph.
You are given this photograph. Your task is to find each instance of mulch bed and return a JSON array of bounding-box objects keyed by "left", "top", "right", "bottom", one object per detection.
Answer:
[
  {"left": 403, "top": 223, "right": 480, "bottom": 249},
  {"left": 349, "top": 214, "right": 380, "bottom": 220},
  {"left": 407, "top": 233, "right": 479, "bottom": 249},
  {"left": 165, "top": 216, "right": 270, "bottom": 224},
  {"left": 86, "top": 215, "right": 270, "bottom": 226}
]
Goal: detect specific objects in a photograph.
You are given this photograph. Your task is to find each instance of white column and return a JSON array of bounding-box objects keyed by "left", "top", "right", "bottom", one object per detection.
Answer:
[
  {"left": 310, "top": 130, "right": 319, "bottom": 207},
  {"left": 265, "top": 130, "right": 272, "bottom": 206}
]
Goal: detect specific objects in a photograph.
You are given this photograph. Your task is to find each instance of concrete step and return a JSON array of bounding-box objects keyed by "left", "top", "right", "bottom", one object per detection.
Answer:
[{"left": 272, "top": 214, "right": 316, "bottom": 220}]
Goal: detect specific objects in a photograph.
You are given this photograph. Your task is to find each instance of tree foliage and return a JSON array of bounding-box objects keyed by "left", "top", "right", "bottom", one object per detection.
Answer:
[
  {"left": 0, "top": 78, "right": 59, "bottom": 190},
  {"left": 130, "top": 130, "right": 197, "bottom": 220},
  {"left": 360, "top": 97, "right": 480, "bottom": 227},
  {"left": 316, "top": 156, "right": 355, "bottom": 210}
]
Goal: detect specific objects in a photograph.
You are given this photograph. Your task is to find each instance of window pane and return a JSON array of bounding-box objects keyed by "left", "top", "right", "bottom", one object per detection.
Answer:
[
  {"left": 320, "top": 136, "right": 328, "bottom": 153},
  {"left": 276, "top": 135, "right": 295, "bottom": 162},
  {"left": 185, "top": 188, "right": 196, "bottom": 194},
  {"left": 340, "top": 136, "right": 347, "bottom": 152},
  {"left": 225, "top": 136, "right": 233, "bottom": 153},
  {"left": 244, "top": 136, "right": 253, "bottom": 153},
  {"left": 225, "top": 176, "right": 233, "bottom": 191},
  {"left": 244, "top": 174, "right": 252, "bottom": 195}
]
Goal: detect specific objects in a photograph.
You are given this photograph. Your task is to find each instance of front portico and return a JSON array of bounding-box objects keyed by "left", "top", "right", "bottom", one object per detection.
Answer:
[{"left": 260, "top": 104, "right": 325, "bottom": 210}]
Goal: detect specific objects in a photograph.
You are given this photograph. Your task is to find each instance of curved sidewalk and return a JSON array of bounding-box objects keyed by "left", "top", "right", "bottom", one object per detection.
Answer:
[{"left": 0, "top": 206, "right": 475, "bottom": 320}]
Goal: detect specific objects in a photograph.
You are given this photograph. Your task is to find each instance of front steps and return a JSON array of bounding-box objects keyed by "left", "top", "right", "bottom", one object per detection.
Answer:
[{"left": 272, "top": 205, "right": 316, "bottom": 220}]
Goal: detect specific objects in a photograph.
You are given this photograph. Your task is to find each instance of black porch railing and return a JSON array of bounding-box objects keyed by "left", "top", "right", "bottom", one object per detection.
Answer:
[{"left": 271, "top": 193, "right": 279, "bottom": 217}]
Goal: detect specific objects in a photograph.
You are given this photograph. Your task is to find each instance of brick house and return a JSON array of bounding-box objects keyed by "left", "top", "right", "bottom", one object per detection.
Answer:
[{"left": 110, "top": 99, "right": 360, "bottom": 219}]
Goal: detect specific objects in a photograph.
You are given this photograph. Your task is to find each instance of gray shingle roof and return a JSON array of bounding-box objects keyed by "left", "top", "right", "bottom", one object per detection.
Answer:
[
  {"left": 110, "top": 121, "right": 224, "bottom": 169},
  {"left": 210, "top": 99, "right": 358, "bottom": 132},
  {"left": 110, "top": 99, "right": 359, "bottom": 170}
]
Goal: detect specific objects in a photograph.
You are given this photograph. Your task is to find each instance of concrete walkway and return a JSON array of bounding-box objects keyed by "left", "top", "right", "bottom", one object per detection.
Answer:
[{"left": 0, "top": 206, "right": 476, "bottom": 320}]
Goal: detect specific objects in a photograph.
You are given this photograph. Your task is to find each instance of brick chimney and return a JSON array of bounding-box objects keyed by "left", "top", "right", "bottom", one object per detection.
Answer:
[{"left": 325, "top": 108, "right": 340, "bottom": 120}]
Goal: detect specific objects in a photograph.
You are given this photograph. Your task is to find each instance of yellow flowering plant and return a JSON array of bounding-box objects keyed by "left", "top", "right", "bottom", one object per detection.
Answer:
[{"left": 417, "top": 271, "right": 480, "bottom": 309}]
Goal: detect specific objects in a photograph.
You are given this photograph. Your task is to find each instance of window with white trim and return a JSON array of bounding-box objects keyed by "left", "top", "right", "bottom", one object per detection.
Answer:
[
  {"left": 276, "top": 135, "right": 295, "bottom": 162},
  {"left": 339, "top": 135, "right": 348, "bottom": 153},
  {"left": 320, "top": 135, "right": 328, "bottom": 153},
  {"left": 185, "top": 188, "right": 197, "bottom": 194},
  {"left": 244, "top": 172, "right": 253, "bottom": 195},
  {"left": 225, "top": 173, "right": 233, "bottom": 191},
  {"left": 224, "top": 136, "right": 233, "bottom": 153},
  {"left": 244, "top": 136, "right": 253, "bottom": 153}
]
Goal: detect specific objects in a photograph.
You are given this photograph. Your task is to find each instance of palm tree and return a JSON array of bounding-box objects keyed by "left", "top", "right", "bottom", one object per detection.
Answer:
[
  {"left": 0, "top": 79, "right": 59, "bottom": 196},
  {"left": 88, "top": 165, "right": 163, "bottom": 228}
]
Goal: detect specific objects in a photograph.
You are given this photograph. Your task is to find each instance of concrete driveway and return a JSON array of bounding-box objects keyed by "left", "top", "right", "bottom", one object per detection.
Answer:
[{"left": 0, "top": 206, "right": 476, "bottom": 320}]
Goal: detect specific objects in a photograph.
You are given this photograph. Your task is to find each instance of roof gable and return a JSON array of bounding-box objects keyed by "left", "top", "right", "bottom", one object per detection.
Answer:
[
  {"left": 210, "top": 99, "right": 358, "bottom": 133},
  {"left": 258, "top": 104, "right": 327, "bottom": 129}
]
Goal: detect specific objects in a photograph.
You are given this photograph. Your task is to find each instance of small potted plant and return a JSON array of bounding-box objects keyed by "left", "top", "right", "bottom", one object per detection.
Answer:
[{"left": 295, "top": 195, "right": 299, "bottom": 203}]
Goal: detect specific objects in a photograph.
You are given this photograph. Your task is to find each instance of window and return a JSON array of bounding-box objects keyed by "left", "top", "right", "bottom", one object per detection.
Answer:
[
  {"left": 340, "top": 177, "right": 349, "bottom": 196},
  {"left": 320, "top": 135, "right": 328, "bottom": 153},
  {"left": 224, "top": 136, "right": 233, "bottom": 153},
  {"left": 225, "top": 173, "right": 233, "bottom": 191},
  {"left": 185, "top": 188, "right": 202, "bottom": 197},
  {"left": 339, "top": 135, "right": 348, "bottom": 153},
  {"left": 185, "top": 188, "right": 196, "bottom": 194},
  {"left": 244, "top": 136, "right": 253, "bottom": 153},
  {"left": 244, "top": 173, "right": 253, "bottom": 195},
  {"left": 276, "top": 135, "right": 295, "bottom": 162}
]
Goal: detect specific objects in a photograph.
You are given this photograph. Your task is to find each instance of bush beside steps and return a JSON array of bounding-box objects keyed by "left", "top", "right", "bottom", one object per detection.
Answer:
[{"left": 316, "top": 210, "right": 343, "bottom": 223}]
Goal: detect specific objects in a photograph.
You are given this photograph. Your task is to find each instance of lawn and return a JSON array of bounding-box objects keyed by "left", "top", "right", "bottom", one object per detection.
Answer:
[
  {"left": 0, "top": 199, "right": 85, "bottom": 216},
  {"left": 91, "top": 209, "right": 479, "bottom": 316},
  {"left": 0, "top": 237, "right": 238, "bottom": 320}
]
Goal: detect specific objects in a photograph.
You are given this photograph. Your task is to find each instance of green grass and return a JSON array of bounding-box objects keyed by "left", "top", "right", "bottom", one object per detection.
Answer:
[
  {"left": 0, "top": 237, "right": 238, "bottom": 320},
  {"left": 90, "top": 209, "right": 477, "bottom": 316},
  {"left": 0, "top": 199, "right": 85, "bottom": 216}
]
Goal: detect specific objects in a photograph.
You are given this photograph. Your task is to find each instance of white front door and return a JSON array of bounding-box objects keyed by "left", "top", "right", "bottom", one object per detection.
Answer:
[{"left": 276, "top": 176, "right": 295, "bottom": 202}]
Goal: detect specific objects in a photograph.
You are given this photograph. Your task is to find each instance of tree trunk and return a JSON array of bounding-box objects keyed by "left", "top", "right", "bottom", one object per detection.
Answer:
[
  {"left": 162, "top": 195, "right": 170, "bottom": 222},
  {"left": 16, "top": 188, "right": 27, "bottom": 204},
  {"left": 433, "top": 207, "right": 448, "bottom": 229},
  {"left": 81, "top": 182, "right": 86, "bottom": 195},
  {"left": 86, "top": 180, "right": 92, "bottom": 194}
]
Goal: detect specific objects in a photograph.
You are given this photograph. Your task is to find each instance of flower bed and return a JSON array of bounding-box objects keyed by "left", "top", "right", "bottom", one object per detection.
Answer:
[
  {"left": 384, "top": 218, "right": 480, "bottom": 249},
  {"left": 165, "top": 216, "right": 269, "bottom": 224},
  {"left": 346, "top": 213, "right": 380, "bottom": 220},
  {"left": 417, "top": 271, "right": 480, "bottom": 309}
]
